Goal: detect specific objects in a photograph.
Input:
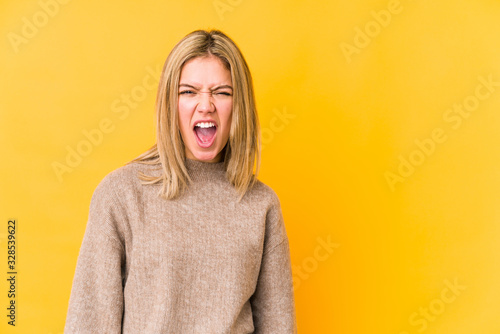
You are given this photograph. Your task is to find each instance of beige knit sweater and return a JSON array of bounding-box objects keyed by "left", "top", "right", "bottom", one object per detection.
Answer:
[{"left": 64, "top": 158, "right": 297, "bottom": 333}]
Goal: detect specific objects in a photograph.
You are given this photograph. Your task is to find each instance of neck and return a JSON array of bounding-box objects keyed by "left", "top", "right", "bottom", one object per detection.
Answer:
[{"left": 185, "top": 158, "right": 226, "bottom": 182}]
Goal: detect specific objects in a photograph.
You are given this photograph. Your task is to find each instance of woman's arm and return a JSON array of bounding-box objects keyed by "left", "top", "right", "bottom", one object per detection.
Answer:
[
  {"left": 64, "top": 176, "right": 127, "bottom": 333},
  {"left": 250, "top": 193, "right": 298, "bottom": 333}
]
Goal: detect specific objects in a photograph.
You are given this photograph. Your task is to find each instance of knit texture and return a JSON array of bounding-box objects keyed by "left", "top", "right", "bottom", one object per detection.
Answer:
[{"left": 64, "top": 158, "right": 297, "bottom": 333}]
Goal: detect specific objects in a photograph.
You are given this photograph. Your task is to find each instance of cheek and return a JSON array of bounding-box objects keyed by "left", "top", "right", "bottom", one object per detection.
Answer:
[
  {"left": 220, "top": 104, "right": 233, "bottom": 135},
  {"left": 219, "top": 100, "right": 233, "bottom": 120},
  {"left": 178, "top": 99, "right": 189, "bottom": 115},
  {"left": 178, "top": 102, "right": 193, "bottom": 129}
]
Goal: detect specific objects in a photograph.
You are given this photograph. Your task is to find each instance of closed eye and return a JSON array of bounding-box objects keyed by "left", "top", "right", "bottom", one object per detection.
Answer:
[
  {"left": 179, "top": 90, "right": 232, "bottom": 96},
  {"left": 215, "top": 92, "right": 232, "bottom": 96}
]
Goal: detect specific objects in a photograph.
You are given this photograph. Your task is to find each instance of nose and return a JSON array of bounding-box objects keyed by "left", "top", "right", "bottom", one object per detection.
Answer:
[{"left": 196, "top": 91, "right": 215, "bottom": 113}]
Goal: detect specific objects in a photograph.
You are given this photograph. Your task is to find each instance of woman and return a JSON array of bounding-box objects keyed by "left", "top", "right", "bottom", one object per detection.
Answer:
[{"left": 65, "top": 29, "right": 297, "bottom": 333}]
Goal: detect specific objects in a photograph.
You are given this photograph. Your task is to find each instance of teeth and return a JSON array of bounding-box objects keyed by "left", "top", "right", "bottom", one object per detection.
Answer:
[{"left": 195, "top": 122, "right": 216, "bottom": 128}]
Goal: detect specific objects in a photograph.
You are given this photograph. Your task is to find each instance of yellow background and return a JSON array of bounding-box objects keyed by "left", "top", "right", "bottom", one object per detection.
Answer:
[{"left": 1, "top": 0, "right": 500, "bottom": 333}]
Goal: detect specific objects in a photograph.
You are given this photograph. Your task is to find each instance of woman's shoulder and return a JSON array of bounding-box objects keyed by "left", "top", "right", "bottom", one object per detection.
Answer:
[
  {"left": 246, "top": 179, "right": 286, "bottom": 240},
  {"left": 244, "top": 177, "right": 282, "bottom": 209},
  {"left": 92, "top": 161, "right": 160, "bottom": 199}
]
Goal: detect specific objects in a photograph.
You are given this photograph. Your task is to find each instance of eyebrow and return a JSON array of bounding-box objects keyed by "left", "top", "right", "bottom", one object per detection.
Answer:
[{"left": 179, "top": 83, "right": 233, "bottom": 90}]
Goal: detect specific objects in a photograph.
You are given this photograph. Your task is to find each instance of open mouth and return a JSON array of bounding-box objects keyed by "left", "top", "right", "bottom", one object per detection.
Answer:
[{"left": 193, "top": 121, "right": 217, "bottom": 148}]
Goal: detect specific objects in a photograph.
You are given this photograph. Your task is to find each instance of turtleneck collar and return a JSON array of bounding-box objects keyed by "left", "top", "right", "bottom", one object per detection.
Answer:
[{"left": 185, "top": 158, "right": 226, "bottom": 181}]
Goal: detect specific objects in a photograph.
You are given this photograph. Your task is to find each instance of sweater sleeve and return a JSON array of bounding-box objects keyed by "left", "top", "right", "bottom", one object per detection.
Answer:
[
  {"left": 250, "top": 193, "right": 298, "bottom": 333},
  {"left": 64, "top": 174, "right": 127, "bottom": 333}
]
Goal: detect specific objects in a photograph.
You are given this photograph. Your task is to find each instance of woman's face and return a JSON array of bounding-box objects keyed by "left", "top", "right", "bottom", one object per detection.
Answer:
[{"left": 178, "top": 55, "right": 233, "bottom": 163}]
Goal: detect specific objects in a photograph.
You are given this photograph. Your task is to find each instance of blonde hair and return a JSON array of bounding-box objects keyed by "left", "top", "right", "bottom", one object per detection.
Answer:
[{"left": 128, "top": 29, "right": 261, "bottom": 202}]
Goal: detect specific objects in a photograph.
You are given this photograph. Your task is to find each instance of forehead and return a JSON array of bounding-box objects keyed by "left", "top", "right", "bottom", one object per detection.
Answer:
[{"left": 180, "top": 55, "right": 231, "bottom": 86}]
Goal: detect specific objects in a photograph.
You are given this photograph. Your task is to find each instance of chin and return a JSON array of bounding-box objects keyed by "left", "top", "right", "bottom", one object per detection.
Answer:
[{"left": 191, "top": 149, "right": 221, "bottom": 163}]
